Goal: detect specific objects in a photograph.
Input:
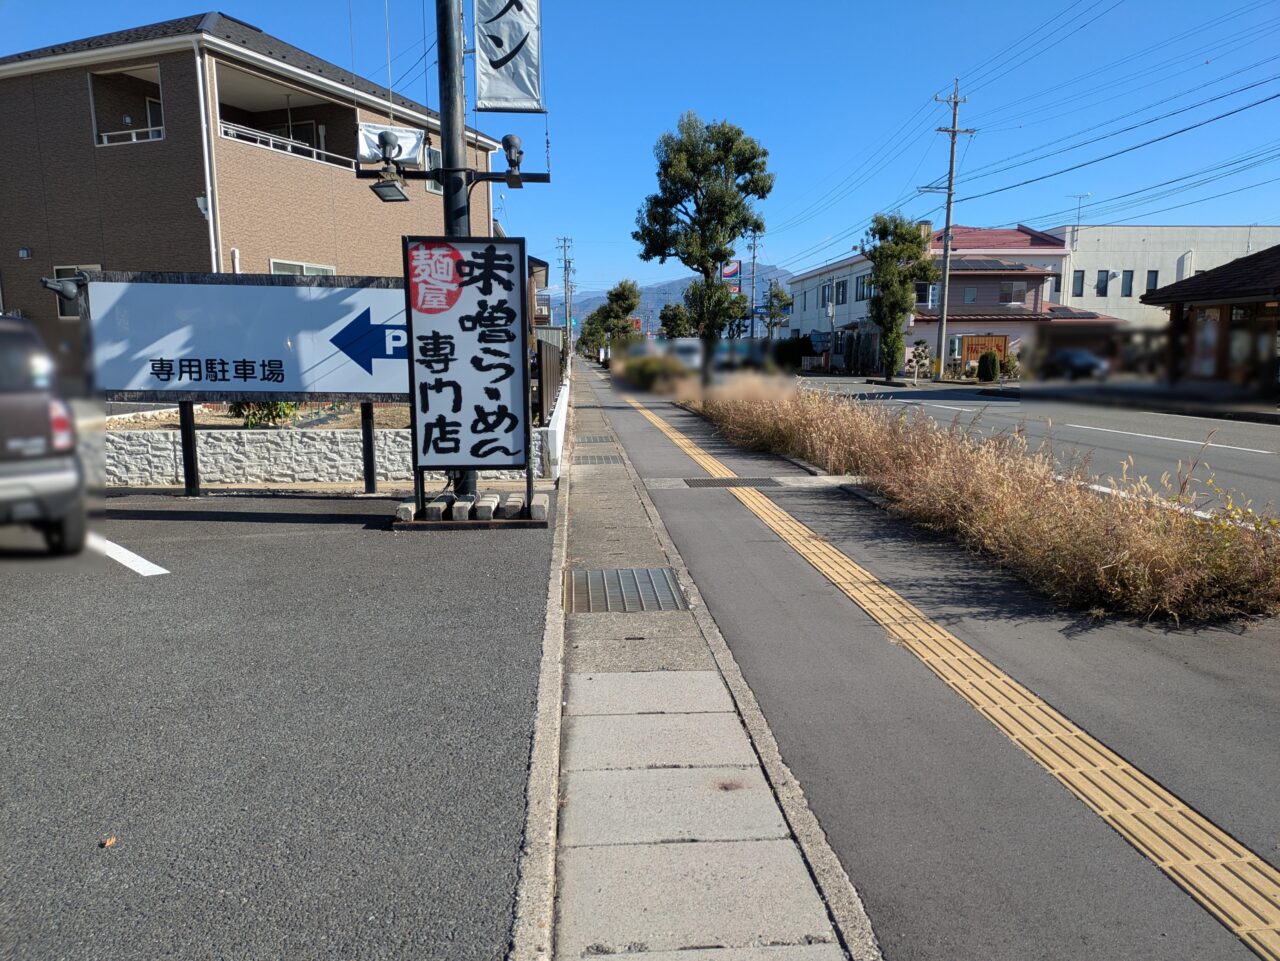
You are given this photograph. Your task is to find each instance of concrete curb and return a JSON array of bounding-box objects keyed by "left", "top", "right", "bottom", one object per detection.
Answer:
[
  {"left": 616, "top": 397, "right": 883, "bottom": 961},
  {"left": 508, "top": 426, "right": 571, "bottom": 961}
]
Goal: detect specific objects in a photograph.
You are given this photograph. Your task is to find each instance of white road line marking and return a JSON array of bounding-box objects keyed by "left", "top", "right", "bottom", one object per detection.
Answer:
[
  {"left": 1062, "top": 423, "right": 1274, "bottom": 454},
  {"left": 87, "top": 533, "right": 169, "bottom": 577},
  {"left": 895, "top": 399, "right": 976, "bottom": 412}
]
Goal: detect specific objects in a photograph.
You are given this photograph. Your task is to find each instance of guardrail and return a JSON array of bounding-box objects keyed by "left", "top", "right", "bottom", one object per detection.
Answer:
[
  {"left": 98, "top": 126, "right": 164, "bottom": 145},
  {"left": 218, "top": 120, "right": 354, "bottom": 169}
]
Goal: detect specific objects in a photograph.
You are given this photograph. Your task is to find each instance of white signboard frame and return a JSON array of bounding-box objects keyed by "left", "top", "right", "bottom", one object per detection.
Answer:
[
  {"left": 86, "top": 271, "right": 412, "bottom": 402},
  {"left": 402, "top": 236, "right": 531, "bottom": 472}
]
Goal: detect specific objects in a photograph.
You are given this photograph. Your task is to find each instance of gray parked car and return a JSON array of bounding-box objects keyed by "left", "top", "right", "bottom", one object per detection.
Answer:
[{"left": 0, "top": 315, "right": 86, "bottom": 554}]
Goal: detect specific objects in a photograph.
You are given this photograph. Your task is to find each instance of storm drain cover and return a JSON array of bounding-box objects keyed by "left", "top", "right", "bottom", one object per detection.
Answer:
[
  {"left": 564, "top": 568, "right": 688, "bottom": 613},
  {"left": 683, "top": 477, "right": 782, "bottom": 488},
  {"left": 574, "top": 454, "right": 624, "bottom": 465},
  {"left": 576, "top": 434, "right": 614, "bottom": 444}
]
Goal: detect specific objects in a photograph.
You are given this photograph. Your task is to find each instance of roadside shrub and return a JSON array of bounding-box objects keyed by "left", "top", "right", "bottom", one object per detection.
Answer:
[
  {"left": 977, "top": 350, "right": 1000, "bottom": 382},
  {"left": 699, "top": 379, "right": 1280, "bottom": 621},
  {"left": 772, "top": 337, "right": 813, "bottom": 371},
  {"left": 622, "top": 354, "right": 688, "bottom": 392},
  {"left": 1000, "top": 352, "right": 1020, "bottom": 379},
  {"left": 229, "top": 401, "right": 299, "bottom": 428}
]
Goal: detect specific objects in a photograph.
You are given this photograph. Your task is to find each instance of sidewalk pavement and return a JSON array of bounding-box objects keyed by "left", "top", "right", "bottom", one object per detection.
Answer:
[{"left": 549, "top": 362, "right": 878, "bottom": 960}]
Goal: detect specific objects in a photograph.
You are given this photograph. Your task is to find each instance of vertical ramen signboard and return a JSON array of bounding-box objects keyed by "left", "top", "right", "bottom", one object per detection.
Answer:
[{"left": 401, "top": 236, "right": 531, "bottom": 514}]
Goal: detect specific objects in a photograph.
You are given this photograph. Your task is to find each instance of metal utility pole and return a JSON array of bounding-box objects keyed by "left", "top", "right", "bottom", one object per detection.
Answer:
[
  {"left": 1067, "top": 193, "right": 1090, "bottom": 306},
  {"left": 931, "top": 79, "right": 974, "bottom": 381},
  {"left": 435, "top": 0, "right": 474, "bottom": 497},
  {"left": 557, "top": 236, "right": 574, "bottom": 345},
  {"left": 747, "top": 230, "right": 759, "bottom": 339}
]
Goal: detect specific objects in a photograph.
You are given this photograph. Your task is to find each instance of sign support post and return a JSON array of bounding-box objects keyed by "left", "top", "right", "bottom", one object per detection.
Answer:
[
  {"left": 178, "top": 401, "right": 200, "bottom": 497},
  {"left": 360, "top": 402, "right": 377, "bottom": 494}
]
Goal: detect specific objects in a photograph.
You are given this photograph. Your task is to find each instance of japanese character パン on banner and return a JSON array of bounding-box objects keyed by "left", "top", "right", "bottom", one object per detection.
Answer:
[{"left": 403, "top": 237, "right": 529, "bottom": 470}]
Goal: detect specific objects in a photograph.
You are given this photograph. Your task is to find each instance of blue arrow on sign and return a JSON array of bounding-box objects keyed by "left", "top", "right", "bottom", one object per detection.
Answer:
[{"left": 330, "top": 308, "right": 408, "bottom": 374}]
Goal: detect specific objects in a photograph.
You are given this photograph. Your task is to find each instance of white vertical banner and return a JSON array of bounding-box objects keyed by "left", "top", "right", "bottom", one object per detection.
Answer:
[
  {"left": 403, "top": 236, "right": 530, "bottom": 469},
  {"left": 475, "top": 0, "right": 544, "bottom": 112}
]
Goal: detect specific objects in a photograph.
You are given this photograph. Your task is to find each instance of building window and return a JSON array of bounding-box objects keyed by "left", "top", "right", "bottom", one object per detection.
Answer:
[
  {"left": 1146, "top": 269, "right": 1159, "bottom": 292},
  {"left": 146, "top": 96, "right": 163, "bottom": 132},
  {"left": 819, "top": 283, "right": 831, "bottom": 308},
  {"left": 914, "top": 283, "right": 939, "bottom": 307},
  {"left": 855, "top": 274, "right": 872, "bottom": 301},
  {"left": 802, "top": 289, "right": 807, "bottom": 311},
  {"left": 270, "top": 259, "right": 336, "bottom": 276},
  {"left": 999, "top": 281, "right": 1027, "bottom": 304},
  {"left": 834, "top": 279, "right": 847, "bottom": 305},
  {"left": 53, "top": 265, "right": 100, "bottom": 319},
  {"left": 1096, "top": 270, "right": 1109, "bottom": 296},
  {"left": 1072, "top": 270, "right": 1085, "bottom": 297},
  {"left": 1052, "top": 273, "right": 1061, "bottom": 294},
  {"left": 964, "top": 286, "right": 977, "bottom": 304},
  {"left": 1121, "top": 270, "right": 1134, "bottom": 297}
]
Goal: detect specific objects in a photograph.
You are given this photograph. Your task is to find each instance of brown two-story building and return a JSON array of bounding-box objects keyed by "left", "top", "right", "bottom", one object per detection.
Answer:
[{"left": 0, "top": 12, "right": 501, "bottom": 386}]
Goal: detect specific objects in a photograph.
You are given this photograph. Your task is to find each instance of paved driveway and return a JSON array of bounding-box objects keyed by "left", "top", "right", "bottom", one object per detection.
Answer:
[{"left": 1, "top": 493, "right": 554, "bottom": 960}]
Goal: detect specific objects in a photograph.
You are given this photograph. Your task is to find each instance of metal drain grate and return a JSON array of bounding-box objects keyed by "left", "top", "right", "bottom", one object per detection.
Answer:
[
  {"left": 576, "top": 434, "right": 615, "bottom": 444},
  {"left": 684, "top": 477, "right": 781, "bottom": 488},
  {"left": 573, "top": 454, "right": 624, "bottom": 465},
  {"left": 576, "top": 403, "right": 601, "bottom": 409},
  {"left": 564, "top": 568, "right": 688, "bottom": 612}
]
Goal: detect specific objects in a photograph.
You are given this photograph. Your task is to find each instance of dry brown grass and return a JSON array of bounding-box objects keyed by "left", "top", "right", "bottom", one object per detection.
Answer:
[{"left": 699, "top": 378, "right": 1280, "bottom": 622}]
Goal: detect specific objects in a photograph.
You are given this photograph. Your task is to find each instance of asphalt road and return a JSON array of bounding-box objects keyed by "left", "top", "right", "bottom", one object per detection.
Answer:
[
  {"left": 1, "top": 493, "right": 553, "bottom": 960},
  {"left": 798, "top": 377, "right": 1280, "bottom": 510},
  {"left": 585, "top": 372, "right": 1279, "bottom": 961}
]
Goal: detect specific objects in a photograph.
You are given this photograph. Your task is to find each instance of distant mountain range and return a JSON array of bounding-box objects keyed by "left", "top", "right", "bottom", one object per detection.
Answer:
[{"left": 553, "top": 262, "right": 795, "bottom": 335}]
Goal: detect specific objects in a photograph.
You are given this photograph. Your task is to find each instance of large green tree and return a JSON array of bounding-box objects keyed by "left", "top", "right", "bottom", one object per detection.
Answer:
[
  {"left": 659, "top": 302, "right": 695, "bottom": 338},
  {"left": 633, "top": 111, "right": 774, "bottom": 381},
  {"left": 577, "top": 279, "right": 641, "bottom": 357},
  {"left": 860, "top": 213, "right": 938, "bottom": 378}
]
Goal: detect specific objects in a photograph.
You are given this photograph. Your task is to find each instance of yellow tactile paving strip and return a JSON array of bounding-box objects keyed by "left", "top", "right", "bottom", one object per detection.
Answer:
[{"left": 624, "top": 395, "right": 1280, "bottom": 961}]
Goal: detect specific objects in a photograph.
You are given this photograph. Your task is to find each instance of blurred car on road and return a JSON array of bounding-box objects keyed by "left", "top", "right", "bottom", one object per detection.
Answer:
[
  {"left": 1040, "top": 348, "right": 1110, "bottom": 381},
  {"left": 0, "top": 314, "right": 86, "bottom": 554}
]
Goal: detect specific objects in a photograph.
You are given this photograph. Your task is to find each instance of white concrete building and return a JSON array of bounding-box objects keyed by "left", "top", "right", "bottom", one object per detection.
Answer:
[{"left": 1045, "top": 224, "right": 1280, "bottom": 327}]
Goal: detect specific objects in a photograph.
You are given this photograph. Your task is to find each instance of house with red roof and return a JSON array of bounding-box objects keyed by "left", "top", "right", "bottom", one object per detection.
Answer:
[{"left": 788, "top": 222, "right": 1121, "bottom": 373}]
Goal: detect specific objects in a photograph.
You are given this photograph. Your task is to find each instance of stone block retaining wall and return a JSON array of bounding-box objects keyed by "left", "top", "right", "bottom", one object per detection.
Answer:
[{"left": 106, "top": 428, "right": 542, "bottom": 486}]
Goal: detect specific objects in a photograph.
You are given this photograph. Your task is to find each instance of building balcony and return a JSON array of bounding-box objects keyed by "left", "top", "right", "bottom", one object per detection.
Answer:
[
  {"left": 214, "top": 60, "right": 361, "bottom": 171},
  {"left": 218, "top": 120, "right": 353, "bottom": 169}
]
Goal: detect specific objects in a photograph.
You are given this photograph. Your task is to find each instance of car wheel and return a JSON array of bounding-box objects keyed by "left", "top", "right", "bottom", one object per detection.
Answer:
[{"left": 44, "top": 504, "right": 87, "bottom": 556}]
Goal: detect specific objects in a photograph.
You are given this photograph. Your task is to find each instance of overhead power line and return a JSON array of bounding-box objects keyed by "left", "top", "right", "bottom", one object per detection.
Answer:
[
  {"left": 957, "top": 90, "right": 1280, "bottom": 202},
  {"left": 947, "top": 71, "right": 1280, "bottom": 187}
]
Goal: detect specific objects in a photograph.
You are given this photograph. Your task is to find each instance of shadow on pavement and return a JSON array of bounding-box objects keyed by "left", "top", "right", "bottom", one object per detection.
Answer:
[{"left": 105, "top": 508, "right": 391, "bottom": 529}]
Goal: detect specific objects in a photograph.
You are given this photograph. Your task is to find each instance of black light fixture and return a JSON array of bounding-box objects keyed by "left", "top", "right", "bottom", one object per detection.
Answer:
[
  {"left": 368, "top": 131, "right": 412, "bottom": 203},
  {"left": 370, "top": 166, "right": 410, "bottom": 203},
  {"left": 501, "top": 134, "right": 524, "bottom": 188}
]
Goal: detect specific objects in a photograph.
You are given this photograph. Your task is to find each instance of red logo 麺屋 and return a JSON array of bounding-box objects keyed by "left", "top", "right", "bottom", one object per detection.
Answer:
[{"left": 408, "top": 242, "right": 463, "bottom": 314}]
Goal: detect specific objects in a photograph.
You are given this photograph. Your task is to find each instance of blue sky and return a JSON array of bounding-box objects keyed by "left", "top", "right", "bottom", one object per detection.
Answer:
[{"left": 4, "top": 0, "right": 1279, "bottom": 302}]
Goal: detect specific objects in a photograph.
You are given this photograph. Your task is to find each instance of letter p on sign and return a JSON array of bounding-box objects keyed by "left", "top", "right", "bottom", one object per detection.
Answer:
[{"left": 386, "top": 328, "right": 408, "bottom": 353}]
